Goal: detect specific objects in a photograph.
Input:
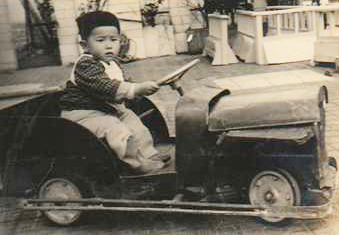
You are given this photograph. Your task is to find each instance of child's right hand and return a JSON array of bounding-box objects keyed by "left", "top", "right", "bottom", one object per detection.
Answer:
[{"left": 134, "top": 81, "right": 160, "bottom": 97}]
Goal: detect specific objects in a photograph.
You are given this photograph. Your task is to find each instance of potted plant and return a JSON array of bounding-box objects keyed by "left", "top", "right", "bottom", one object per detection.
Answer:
[
  {"left": 141, "top": 0, "right": 164, "bottom": 27},
  {"left": 78, "top": 0, "right": 109, "bottom": 15}
]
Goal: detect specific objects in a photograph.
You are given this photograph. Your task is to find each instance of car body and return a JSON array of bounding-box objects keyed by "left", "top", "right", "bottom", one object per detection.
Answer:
[{"left": 0, "top": 74, "right": 336, "bottom": 225}]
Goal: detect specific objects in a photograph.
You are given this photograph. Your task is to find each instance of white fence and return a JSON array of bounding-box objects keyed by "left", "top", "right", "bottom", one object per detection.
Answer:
[{"left": 233, "top": 5, "right": 339, "bottom": 64}]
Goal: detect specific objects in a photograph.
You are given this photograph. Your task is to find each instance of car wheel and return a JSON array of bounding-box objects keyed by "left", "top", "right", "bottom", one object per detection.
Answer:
[
  {"left": 249, "top": 169, "right": 301, "bottom": 223},
  {"left": 38, "top": 175, "right": 92, "bottom": 225}
]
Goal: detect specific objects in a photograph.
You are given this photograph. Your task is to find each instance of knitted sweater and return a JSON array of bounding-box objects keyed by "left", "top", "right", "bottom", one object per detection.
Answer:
[{"left": 59, "top": 55, "right": 134, "bottom": 115}]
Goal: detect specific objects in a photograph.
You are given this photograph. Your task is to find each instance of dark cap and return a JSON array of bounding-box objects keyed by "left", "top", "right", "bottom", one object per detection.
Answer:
[{"left": 76, "top": 11, "right": 120, "bottom": 40}]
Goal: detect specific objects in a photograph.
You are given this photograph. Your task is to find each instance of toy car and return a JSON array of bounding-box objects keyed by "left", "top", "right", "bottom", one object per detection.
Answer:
[{"left": 0, "top": 59, "right": 336, "bottom": 225}]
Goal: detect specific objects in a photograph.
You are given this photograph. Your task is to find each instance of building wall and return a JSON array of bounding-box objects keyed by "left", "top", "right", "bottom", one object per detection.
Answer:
[
  {"left": 52, "top": 0, "right": 148, "bottom": 64},
  {"left": 7, "top": 0, "right": 25, "bottom": 24},
  {"left": 2, "top": 0, "right": 204, "bottom": 69},
  {"left": 0, "top": 1, "right": 17, "bottom": 71},
  {"left": 105, "top": 0, "right": 146, "bottom": 58},
  {"left": 52, "top": 0, "right": 79, "bottom": 65}
]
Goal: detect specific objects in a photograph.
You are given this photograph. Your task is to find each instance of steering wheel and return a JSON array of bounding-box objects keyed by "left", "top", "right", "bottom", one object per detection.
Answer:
[{"left": 156, "top": 59, "right": 200, "bottom": 96}]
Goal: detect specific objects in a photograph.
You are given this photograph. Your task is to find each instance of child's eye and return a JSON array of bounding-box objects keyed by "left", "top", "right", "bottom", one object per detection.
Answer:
[{"left": 96, "top": 38, "right": 104, "bottom": 42}]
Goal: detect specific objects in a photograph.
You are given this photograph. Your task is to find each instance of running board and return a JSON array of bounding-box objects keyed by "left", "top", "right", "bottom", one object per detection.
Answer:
[{"left": 19, "top": 198, "right": 333, "bottom": 219}]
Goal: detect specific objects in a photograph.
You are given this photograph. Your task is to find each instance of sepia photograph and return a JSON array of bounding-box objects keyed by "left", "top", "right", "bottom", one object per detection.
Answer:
[{"left": 0, "top": 0, "right": 338, "bottom": 234}]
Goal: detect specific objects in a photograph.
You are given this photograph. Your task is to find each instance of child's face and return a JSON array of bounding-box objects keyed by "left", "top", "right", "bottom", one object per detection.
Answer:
[{"left": 83, "top": 26, "right": 121, "bottom": 63}]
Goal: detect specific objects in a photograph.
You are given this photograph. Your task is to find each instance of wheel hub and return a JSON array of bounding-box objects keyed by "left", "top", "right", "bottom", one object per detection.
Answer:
[
  {"left": 264, "top": 191, "right": 276, "bottom": 204},
  {"left": 39, "top": 178, "right": 82, "bottom": 225},
  {"left": 249, "top": 169, "right": 301, "bottom": 223}
]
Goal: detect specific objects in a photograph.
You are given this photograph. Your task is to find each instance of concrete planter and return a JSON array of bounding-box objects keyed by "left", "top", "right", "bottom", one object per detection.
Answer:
[
  {"left": 174, "top": 32, "right": 188, "bottom": 53},
  {"left": 143, "top": 25, "right": 175, "bottom": 57}
]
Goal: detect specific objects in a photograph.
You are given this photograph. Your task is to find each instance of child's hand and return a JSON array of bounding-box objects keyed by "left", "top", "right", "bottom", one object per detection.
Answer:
[{"left": 134, "top": 81, "right": 159, "bottom": 97}]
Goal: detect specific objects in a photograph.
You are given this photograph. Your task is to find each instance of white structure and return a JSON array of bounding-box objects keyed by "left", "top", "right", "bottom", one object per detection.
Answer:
[
  {"left": 233, "top": 5, "right": 339, "bottom": 64},
  {"left": 204, "top": 14, "right": 238, "bottom": 65},
  {"left": 313, "top": 5, "right": 339, "bottom": 62}
]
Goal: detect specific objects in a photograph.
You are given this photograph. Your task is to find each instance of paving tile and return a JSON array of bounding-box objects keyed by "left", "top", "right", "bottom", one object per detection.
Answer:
[
  {"left": 212, "top": 78, "right": 242, "bottom": 90},
  {"left": 230, "top": 76, "right": 272, "bottom": 89},
  {"left": 265, "top": 72, "right": 304, "bottom": 86}
]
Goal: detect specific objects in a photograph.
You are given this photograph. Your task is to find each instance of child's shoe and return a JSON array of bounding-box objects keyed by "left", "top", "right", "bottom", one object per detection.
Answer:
[
  {"left": 148, "top": 153, "right": 171, "bottom": 163},
  {"left": 135, "top": 157, "right": 165, "bottom": 174}
]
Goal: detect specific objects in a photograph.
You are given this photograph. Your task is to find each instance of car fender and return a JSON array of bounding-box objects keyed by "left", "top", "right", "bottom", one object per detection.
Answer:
[
  {"left": 24, "top": 117, "right": 118, "bottom": 181},
  {"left": 136, "top": 96, "right": 172, "bottom": 138}
]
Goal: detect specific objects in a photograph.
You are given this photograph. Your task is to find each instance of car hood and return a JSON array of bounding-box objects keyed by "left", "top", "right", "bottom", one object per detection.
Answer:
[{"left": 208, "top": 84, "right": 326, "bottom": 131}]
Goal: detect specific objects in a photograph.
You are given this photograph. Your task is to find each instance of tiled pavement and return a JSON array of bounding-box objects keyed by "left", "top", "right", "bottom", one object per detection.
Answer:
[{"left": 0, "top": 55, "right": 338, "bottom": 234}]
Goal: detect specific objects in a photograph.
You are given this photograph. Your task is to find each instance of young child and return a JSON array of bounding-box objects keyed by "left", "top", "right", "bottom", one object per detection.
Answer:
[{"left": 59, "top": 11, "right": 169, "bottom": 174}]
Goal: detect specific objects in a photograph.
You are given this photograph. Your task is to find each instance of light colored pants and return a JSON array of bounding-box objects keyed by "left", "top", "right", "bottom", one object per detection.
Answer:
[{"left": 61, "top": 109, "right": 158, "bottom": 168}]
